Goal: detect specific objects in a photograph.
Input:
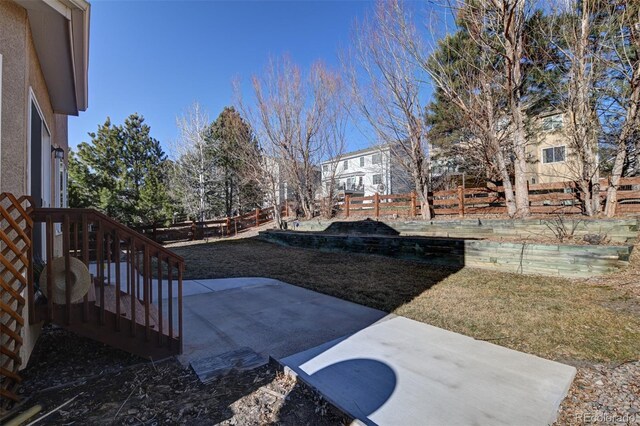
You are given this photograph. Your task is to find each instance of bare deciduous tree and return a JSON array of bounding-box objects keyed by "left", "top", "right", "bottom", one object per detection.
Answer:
[
  {"left": 170, "top": 102, "right": 217, "bottom": 221},
  {"left": 604, "top": 2, "right": 640, "bottom": 216},
  {"left": 242, "top": 56, "right": 346, "bottom": 220},
  {"left": 541, "top": 0, "right": 616, "bottom": 216},
  {"left": 424, "top": 18, "right": 520, "bottom": 216},
  {"left": 318, "top": 74, "right": 349, "bottom": 218},
  {"left": 454, "top": 0, "right": 531, "bottom": 217},
  {"left": 234, "top": 134, "right": 285, "bottom": 228},
  {"left": 346, "top": 0, "right": 433, "bottom": 219}
]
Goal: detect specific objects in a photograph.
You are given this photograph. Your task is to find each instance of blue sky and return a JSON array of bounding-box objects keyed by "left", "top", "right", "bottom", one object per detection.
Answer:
[{"left": 70, "top": 1, "right": 447, "bottom": 156}]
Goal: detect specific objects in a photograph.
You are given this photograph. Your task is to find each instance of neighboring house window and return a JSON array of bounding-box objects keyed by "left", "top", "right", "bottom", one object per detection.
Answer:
[
  {"left": 343, "top": 160, "right": 348, "bottom": 170},
  {"left": 372, "top": 174, "right": 382, "bottom": 185},
  {"left": 372, "top": 153, "right": 381, "bottom": 164},
  {"left": 542, "top": 146, "right": 566, "bottom": 163},
  {"left": 360, "top": 156, "right": 365, "bottom": 167},
  {"left": 322, "top": 164, "right": 328, "bottom": 174},
  {"left": 542, "top": 114, "right": 563, "bottom": 131},
  {"left": 347, "top": 177, "right": 356, "bottom": 189},
  {"left": 358, "top": 176, "right": 363, "bottom": 186}
]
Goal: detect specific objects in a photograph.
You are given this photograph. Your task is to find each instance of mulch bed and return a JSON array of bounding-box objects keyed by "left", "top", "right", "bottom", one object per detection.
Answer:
[{"left": 6, "top": 326, "right": 349, "bottom": 425}]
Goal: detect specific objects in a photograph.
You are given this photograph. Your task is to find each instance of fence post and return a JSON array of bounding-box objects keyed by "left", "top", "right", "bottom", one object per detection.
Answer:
[
  {"left": 410, "top": 192, "right": 417, "bottom": 218},
  {"left": 458, "top": 186, "right": 465, "bottom": 218},
  {"left": 190, "top": 221, "right": 196, "bottom": 241},
  {"left": 225, "top": 217, "right": 230, "bottom": 237},
  {"left": 345, "top": 195, "right": 350, "bottom": 218},
  {"left": 374, "top": 192, "right": 380, "bottom": 218},
  {"left": 255, "top": 208, "right": 260, "bottom": 227}
]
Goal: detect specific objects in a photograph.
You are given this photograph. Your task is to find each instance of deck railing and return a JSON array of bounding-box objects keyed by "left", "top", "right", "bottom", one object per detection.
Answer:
[{"left": 30, "top": 207, "right": 184, "bottom": 355}]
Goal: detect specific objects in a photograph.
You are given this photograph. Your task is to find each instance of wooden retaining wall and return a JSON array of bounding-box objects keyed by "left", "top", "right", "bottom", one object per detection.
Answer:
[
  {"left": 295, "top": 218, "right": 639, "bottom": 244},
  {"left": 259, "top": 230, "right": 632, "bottom": 278}
]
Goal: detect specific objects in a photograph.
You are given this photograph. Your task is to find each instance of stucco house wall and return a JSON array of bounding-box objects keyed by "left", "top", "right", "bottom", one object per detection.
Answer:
[
  {"left": 0, "top": 0, "right": 69, "bottom": 197},
  {"left": 1, "top": 0, "right": 28, "bottom": 196},
  {"left": 1, "top": 0, "right": 74, "bottom": 369}
]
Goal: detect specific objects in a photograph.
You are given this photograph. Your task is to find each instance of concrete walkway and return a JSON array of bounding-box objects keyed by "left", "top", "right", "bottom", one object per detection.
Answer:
[{"left": 174, "top": 278, "right": 575, "bottom": 425}]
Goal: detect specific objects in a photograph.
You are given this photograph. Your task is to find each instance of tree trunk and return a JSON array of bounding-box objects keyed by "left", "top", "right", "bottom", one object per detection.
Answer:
[
  {"left": 418, "top": 182, "right": 431, "bottom": 220},
  {"left": 299, "top": 191, "right": 314, "bottom": 220},
  {"left": 413, "top": 165, "right": 431, "bottom": 220},
  {"left": 604, "top": 56, "right": 640, "bottom": 215},
  {"left": 273, "top": 202, "right": 283, "bottom": 229},
  {"left": 503, "top": 0, "right": 530, "bottom": 218},
  {"left": 512, "top": 143, "right": 530, "bottom": 218},
  {"left": 591, "top": 169, "right": 601, "bottom": 215},
  {"left": 636, "top": 138, "right": 640, "bottom": 177},
  {"left": 492, "top": 138, "right": 517, "bottom": 217},
  {"left": 604, "top": 146, "right": 626, "bottom": 217},
  {"left": 579, "top": 180, "right": 593, "bottom": 216}
]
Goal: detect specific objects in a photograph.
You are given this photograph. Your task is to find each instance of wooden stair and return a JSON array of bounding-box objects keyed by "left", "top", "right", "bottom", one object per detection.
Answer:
[
  {"left": 36, "top": 282, "right": 179, "bottom": 359},
  {"left": 29, "top": 206, "right": 184, "bottom": 360}
]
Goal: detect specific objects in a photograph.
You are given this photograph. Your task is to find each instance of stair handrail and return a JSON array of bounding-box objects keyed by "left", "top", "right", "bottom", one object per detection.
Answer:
[{"left": 31, "top": 207, "right": 184, "bottom": 264}]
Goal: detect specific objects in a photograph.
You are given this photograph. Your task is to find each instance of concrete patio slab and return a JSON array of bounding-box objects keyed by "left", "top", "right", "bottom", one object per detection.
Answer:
[
  {"left": 176, "top": 278, "right": 389, "bottom": 368},
  {"left": 281, "top": 316, "right": 576, "bottom": 426}
]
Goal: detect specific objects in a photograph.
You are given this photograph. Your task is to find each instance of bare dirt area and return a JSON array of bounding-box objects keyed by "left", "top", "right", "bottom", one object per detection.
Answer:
[
  {"left": 168, "top": 236, "right": 640, "bottom": 424},
  {"left": 6, "top": 326, "right": 349, "bottom": 425}
]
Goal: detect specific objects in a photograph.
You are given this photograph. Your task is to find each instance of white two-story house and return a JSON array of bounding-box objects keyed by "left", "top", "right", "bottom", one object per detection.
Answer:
[{"left": 320, "top": 145, "right": 411, "bottom": 197}]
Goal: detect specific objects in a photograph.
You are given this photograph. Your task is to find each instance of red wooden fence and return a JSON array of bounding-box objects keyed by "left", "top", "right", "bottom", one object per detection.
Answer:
[
  {"left": 139, "top": 205, "right": 286, "bottom": 243},
  {"left": 340, "top": 177, "right": 640, "bottom": 218}
]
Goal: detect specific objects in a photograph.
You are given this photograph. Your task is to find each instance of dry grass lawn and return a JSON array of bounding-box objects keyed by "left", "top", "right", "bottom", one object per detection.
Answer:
[{"left": 169, "top": 237, "right": 640, "bottom": 365}]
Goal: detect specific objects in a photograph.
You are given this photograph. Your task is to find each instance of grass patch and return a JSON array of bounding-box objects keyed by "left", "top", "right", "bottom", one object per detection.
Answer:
[{"left": 169, "top": 238, "right": 640, "bottom": 364}]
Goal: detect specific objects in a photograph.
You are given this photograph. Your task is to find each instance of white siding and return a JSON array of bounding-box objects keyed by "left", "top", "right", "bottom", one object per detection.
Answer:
[{"left": 321, "top": 147, "right": 398, "bottom": 197}]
